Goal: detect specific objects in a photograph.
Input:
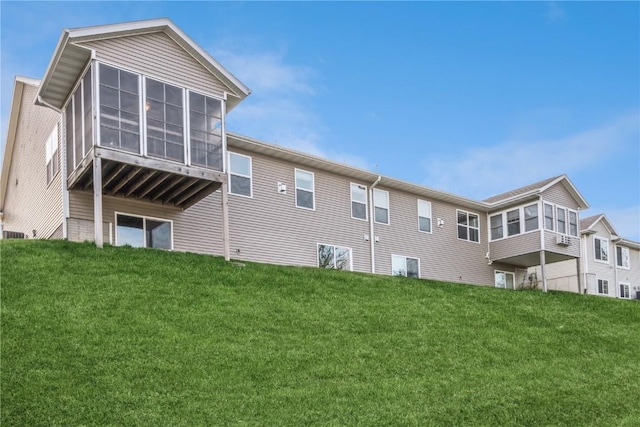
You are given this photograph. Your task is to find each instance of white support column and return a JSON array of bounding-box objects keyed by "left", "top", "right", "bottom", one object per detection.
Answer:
[
  {"left": 221, "top": 180, "right": 230, "bottom": 261},
  {"left": 93, "top": 157, "right": 103, "bottom": 248},
  {"left": 540, "top": 250, "right": 547, "bottom": 293}
]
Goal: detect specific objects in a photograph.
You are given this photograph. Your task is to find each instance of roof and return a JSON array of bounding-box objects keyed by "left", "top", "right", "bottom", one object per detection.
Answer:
[
  {"left": 483, "top": 174, "right": 589, "bottom": 210},
  {"left": 579, "top": 214, "right": 604, "bottom": 231},
  {"left": 578, "top": 213, "right": 640, "bottom": 248},
  {"left": 1, "top": 77, "right": 41, "bottom": 213},
  {"left": 36, "top": 18, "right": 250, "bottom": 112}
]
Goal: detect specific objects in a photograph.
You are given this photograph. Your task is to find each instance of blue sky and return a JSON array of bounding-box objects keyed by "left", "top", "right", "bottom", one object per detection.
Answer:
[{"left": 2, "top": 1, "right": 639, "bottom": 239}]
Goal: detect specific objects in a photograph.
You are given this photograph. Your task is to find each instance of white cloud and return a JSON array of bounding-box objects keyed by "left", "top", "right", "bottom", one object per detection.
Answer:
[
  {"left": 213, "top": 46, "right": 370, "bottom": 170},
  {"left": 546, "top": 2, "right": 565, "bottom": 22},
  {"left": 422, "top": 112, "right": 639, "bottom": 199}
]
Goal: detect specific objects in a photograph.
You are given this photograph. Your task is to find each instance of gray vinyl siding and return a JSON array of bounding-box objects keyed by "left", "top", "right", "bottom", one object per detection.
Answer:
[
  {"left": 529, "top": 260, "right": 581, "bottom": 293},
  {"left": 225, "top": 148, "right": 371, "bottom": 271},
  {"left": 490, "top": 230, "right": 541, "bottom": 261},
  {"left": 541, "top": 182, "right": 581, "bottom": 210},
  {"left": 68, "top": 190, "right": 224, "bottom": 255},
  {"left": 2, "top": 84, "right": 63, "bottom": 240},
  {"left": 543, "top": 231, "right": 580, "bottom": 257},
  {"left": 77, "top": 32, "right": 228, "bottom": 99}
]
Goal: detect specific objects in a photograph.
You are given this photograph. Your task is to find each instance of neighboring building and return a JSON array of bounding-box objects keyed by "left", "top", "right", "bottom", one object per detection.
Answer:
[
  {"left": 530, "top": 215, "right": 640, "bottom": 299},
  {"left": 2, "top": 18, "right": 618, "bottom": 294}
]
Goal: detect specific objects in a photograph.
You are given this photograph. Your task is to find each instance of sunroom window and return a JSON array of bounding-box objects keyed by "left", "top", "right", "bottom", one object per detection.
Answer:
[
  {"left": 99, "top": 64, "right": 140, "bottom": 153},
  {"left": 146, "top": 78, "right": 184, "bottom": 162},
  {"left": 189, "top": 92, "right": 222, "bottom": 170}
]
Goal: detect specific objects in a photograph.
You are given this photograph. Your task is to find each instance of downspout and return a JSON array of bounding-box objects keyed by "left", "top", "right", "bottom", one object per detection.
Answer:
[
  {"left": 38, "top": 95, "right": 70, "bottom": 240},
  {"left": 582, "top": 234, "right": 589, "bottom": 294},
  {"left": 612, "top": 237, "right": 622, "bottom": 298},
  {"left": 369, "top": 176, "right": 382, "bottom": 274},
  {"left": 539, "top": 196, "right": 547, "bottom": 292}
]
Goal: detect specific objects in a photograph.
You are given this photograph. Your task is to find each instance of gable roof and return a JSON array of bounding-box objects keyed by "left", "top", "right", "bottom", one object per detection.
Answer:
[
  {"left": 579, "top": 213, "right": 640, "bottom": 248},
  {"left": 36, "top": 18, "right": 250, "bottom": 112},
  {"left": 1, "top": 77, "right": 41, "bottom": 213},
  {"left": 483, "top": 175, "right": 589, "bottom": 210}
]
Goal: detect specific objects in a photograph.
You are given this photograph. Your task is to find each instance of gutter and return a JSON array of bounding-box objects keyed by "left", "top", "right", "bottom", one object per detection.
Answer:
[{"left": 369, "top": 176, "right": 382, "bottom": 274}]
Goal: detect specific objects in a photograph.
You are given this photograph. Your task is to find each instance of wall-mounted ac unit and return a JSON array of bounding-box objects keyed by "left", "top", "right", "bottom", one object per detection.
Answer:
[{"left": 556, "top": 235, "right": 571, "bottom": 246}]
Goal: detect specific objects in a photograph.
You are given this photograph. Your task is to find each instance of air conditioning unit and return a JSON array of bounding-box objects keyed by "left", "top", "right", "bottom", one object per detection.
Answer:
[{"left": 556, "top": 235, "right": 571, "bottom": 246}]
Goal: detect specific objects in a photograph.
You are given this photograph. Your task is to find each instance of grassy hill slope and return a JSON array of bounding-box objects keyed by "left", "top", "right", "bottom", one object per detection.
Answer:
[{"left": 2, "top": 240, "right": 639, "bottom": 426}]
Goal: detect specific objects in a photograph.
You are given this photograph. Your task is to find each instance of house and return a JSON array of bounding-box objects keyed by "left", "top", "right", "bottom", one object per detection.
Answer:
[
  {"left": 529, "top": 214, "right": 640, "bottom": 299},
  {"left": 0, "top": 18, "right": 598, "bottom": 292}
]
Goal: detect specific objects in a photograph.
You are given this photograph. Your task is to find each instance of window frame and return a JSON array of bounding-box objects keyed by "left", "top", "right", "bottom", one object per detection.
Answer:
[
  {"left": 391, "top": 254, "right": 420, "bottom": 278},
  {"left": 597, "top": 278, "right": 609, "bottom": 295},
  {"left": 295, "top": 168, "right": 315, "bottom": 210},
  {"left": 227, "top": 151, "right": 252, "bottom": 198},
  {"left": 457, "top": 209, "right": 480, "bottom": 243},
  {"left": 495, "top": 270, "right": 515, "bottom": 289},
  {"left": 114, "top": 212, "right": 173, "bottom": 250},
  {"left": 544, "top": 203, "right": 555, "bottom": 231},
  {"left": 488, "top": 202, "right": 541, "bottom": 242},
  {"left": 568, "top": 209, "right": 578, "bottom": 237},
  {"left": 350, "top": 183, "right": 368, "bottom": 221},
  {"left": 616, "top": 246, "right": 630, "bottom": 270},
  {"left": 417, "top": 199, "right": 432, "bottom": 233},
  {"left": 187, "top": 88, "right": 225, "bottom": 171},
  {"left": 594, "top": 236, "right": 609, "bottom": 264},
  {"left": 373, "top": 188, "right": 390, "bottom": 225},
  {"left": 45, "top": 124, "right": 60, "bottom": 186},
  {"left": 556, "top": 206, "right": 567, "bottom": 235},
  {"left": 144, "top": 76, "right": 187, "bottom": 163},
  {"left": 619, "top": 282, "right": 631, "bottom": 299},
  {"left": 316, "top": 243, "right": 353, "bottom": 271}
]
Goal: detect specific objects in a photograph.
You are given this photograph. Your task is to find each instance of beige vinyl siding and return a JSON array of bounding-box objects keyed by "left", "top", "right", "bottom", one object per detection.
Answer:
[
  {"left": 78, "top": 32, "right": 228, "bottom": 98},
  {"left": 490, "top": 230, "right": 541, "bottom": 261},
  {"left": 2, "top": 84, "right": 63, "bottom": 239},
  {"left": 541, "top": 182, "right": 581, "bottom": 210},
  {"left": 68, "top": 190, "right": 224, "bottom": 255},
  {"left": 225, "top": 148, "right": 371, "bottom": 271},
  {"left": 49, "top": 223, "right": 64, "bottom": 239},
  {"left": 583, "top": 222, "right": 616, "bottom": 296},
  {"left": 543, "top": 231, "right": 580, "bottom": 257},
  {"left": 529, "top": 260, "right": 581, "bottom": 293}
]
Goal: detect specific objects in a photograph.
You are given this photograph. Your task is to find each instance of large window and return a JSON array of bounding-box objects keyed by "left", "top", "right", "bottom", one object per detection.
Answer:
[
  {"left": 457, "top": 210, "right": 479, "bottom": 242},
  {"left": 82, "top": 71, "right": 93, "bottom": 158},
  {"left": 392, "top": 255, "right": 420, "bottom": 278},
  {"left": 616, "top": 246, "right": 630, "bottom": 269},
  {"left": 228, "top": 152, "right": 252, "bottom": 197},
  {"left": 490, "top": 214, "right": 503, "bottom": 240},
  {"left": 568, "top": 211, "right": 578, "bottom": 237},
  {"left": 189, "top": 92, "right": 222, "bottom": 170},
  {"left": 45, "top": 125, "right": 59, "bottom": 185},
  {"left": 619, "top": 283, "right": 630, "bottom": 299},
  {"left": 317, "top": 244, "right": 352, "bottom": 270},
  {"left": 146, "top": 78, "right": 184, "bottom": 162},
  {"left": 418, "top": 200, "right": 432, "bottom": 233},
  {"left": 116, "top": 213, "right": 172, "bottom": 249},
  {"left": 295, "top": 169, "right": 315, "bottom": 209},
  {"left": 495, "top": 271, "right": 515, "bottom": 289},
  {"left": 65, "top": 65, "right": 94, "bottom": 174},
  {"left": 350, "top": 183, "right": 368, "bottom": 220},
  {"left": 544, "top": 203, "right": 554, "bottom": 231},
  {"left": 556, "top": 207, "right": 566, "bottom": 234},
  {"left": 594, "top": 237, "right": 609, "bottom": 263},
  {"left": 506, "top": 209, "right": 520, "bottom": 236},
  {"left": 597, "top": 279, "right": 609, "bottom": 295},
  {"left": 373, "top": 189, "right": 389, "bottom": 225},
  {"left": 524, "top": 204, "right": 539, "bottom": 232},
  {"left": 99, "top": 64, "right": 140, "bottom": 153}
]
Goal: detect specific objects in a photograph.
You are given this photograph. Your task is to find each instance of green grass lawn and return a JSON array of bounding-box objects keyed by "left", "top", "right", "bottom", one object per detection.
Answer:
[{"left": 2, "top": 239, "right": 639, "bottom": 426}]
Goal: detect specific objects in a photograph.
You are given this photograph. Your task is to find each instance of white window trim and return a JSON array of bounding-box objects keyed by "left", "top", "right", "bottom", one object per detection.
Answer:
[
  {"left": 186, "top": 87, "right": 226, "bottom": 170},
  {"left": 417, "top": 199, "right": 432, "bottom": 234},
  {"left": 488, "top": 202, "right": 542, "bottom": 242},
  {"left": 391, "top": 254, "right": 421, "bottom": 278},
  {"left": 596, "top": 277, "right": 609, "bottom": 295},
  {"left": 114, "top": 211, "right": 174, "bottom": 250},
  {"left": 350, "top": 183, "right": 368, "bottom": 221},
  {"left": 593, "top": 236, "right": 610, "bottom": 264},
  {"left": 316, "top": 243, "right": 353, "bottom": 271},
  {"left": 228, "top": 151, "right": 253, "bottom": 198},
  {"left": 567, "top": 209, "right": 579, "bottom": 237},
  {"left": 540, "top": 201, "right": 579, "bottom": 237},
  {"left": 619, "top": 282, "right": 631, "bottom": 299},
  {"left": 494, "top": 270, "right": 515, "bottom": 289},
  {"left": 295, "top": 168, "right": 315, "bottom": 211},
  {"left": 45, "top": 124, "right": 60, "bottom": 187},
  {"left": 543, "top": 202, "right": 555, "bottom": 232},
  {"left": 456, "top": 209, "right": 481, "bottom": 243},
  {"left": 615, "top": 246, "right": 630, "bottom": 270},
  {"left": 373, "top": 188, "right": 390, "bottom": 225}
]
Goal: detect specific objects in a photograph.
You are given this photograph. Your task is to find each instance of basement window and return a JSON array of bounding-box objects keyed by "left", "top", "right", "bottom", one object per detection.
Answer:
[
  {"left": 392, "top": 255, "right": 420, "bottom": 278},
  {"left": 116, "top": 213, "right": 172, "bottom": 250},
  {"left": 597, "top": 279, "right": 609, "bottom": 295},
  {"left": 317, "top": 244, "right": 352, "bottom": 271},
  {"left": 495, "top": 271, "right": 515, "bottom": 289}
]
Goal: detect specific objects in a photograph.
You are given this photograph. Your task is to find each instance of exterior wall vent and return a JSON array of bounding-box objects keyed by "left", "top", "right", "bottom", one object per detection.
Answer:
[
  {"left": 2, "top": 231, "right": 26, "bottom": 239},
  {"left": 556, "top": 235, "right": 571, "bottom": 246}
]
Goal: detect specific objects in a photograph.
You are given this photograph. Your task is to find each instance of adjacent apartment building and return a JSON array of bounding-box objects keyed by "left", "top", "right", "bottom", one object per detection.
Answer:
[{"left": 2, "top": 18, "right": 635, "bottom": 297}]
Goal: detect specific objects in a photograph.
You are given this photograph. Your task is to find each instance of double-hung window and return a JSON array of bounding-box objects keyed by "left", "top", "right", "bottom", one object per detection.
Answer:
[
  {"left": 45, "top": 125, "right": 59, "bottom": 185},
  {"left": 597, "top": 279, "right": 609, "bottom": 295},
  {"left": 373, "top": 189, "right": 389, "bottom": 224},
  {"left": 295, "top": 169, "right": 315, "bottom": 209},
  {"left": 116, "top": 213, "right": 172, "bottom": 250},
  {"left": 317, "top": 244, "right": 352, "bottom": 270},
  {"left": 350, "top": 183, "right": 367, "bottom": 220},
  {"left": 524, "top": 204, "right": 539, "bottom": 232},
  {"left": 544, "top": 203, "right": 554, "bottom": 231},
  {"left": 228, "top": 152, "right": 252, "bottom": 197},
  {"left": 392, "top": 255, "right": 420, "bottom": 278},
  {"left": 506, "top": 209, "right": 520, "bottom": 236},
  {"left": 556, "top": 207, "right": 566, "bottom": 234},
  {"left": 490, "top": 214, "right": 503, "bottom": 240},
  {"left": 145, "top": 78, "right": 184, "bottom": 162},
  {"left": 619, "top": 283, "right": 630, "bottom": 299},
  {"left": 594, "top": 237, "right": 609, "bottom": 263},
  {"left": 457, "top": 210, "right": 479, "bottom": 242},
  {"left": 418, "top": 200, "right": 432, "bottom": 233},
  {"left": 495, "top": 271, "right": 515, "bottom": 289},
  {"left": 99, "top": 64, "right": 140, "bottom": 154},
  {"left": 616, "top": 246, "right": 630, "bottom": 269},
  {"left": 568, "top": 211, "right": 578, "bottom": 237}
]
